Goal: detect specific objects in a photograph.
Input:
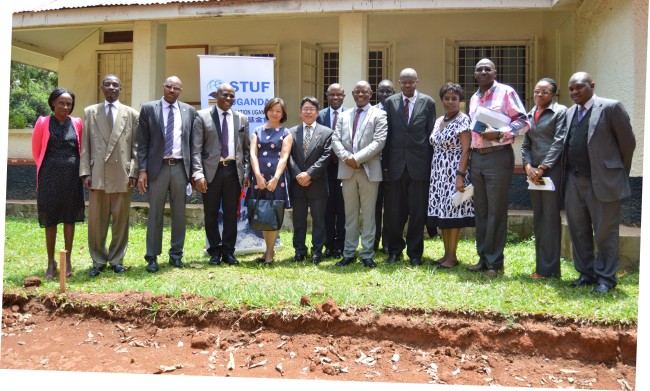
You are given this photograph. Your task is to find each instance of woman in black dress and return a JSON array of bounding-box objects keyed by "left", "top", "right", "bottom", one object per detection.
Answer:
[{"left": 31, "top": 88, "right": 85, "bottom": 279}]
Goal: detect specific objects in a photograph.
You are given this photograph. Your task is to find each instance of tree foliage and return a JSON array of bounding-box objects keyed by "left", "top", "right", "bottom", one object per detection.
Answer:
[{"left": 9, "top": 62, "right": 58, "bottom": 128}]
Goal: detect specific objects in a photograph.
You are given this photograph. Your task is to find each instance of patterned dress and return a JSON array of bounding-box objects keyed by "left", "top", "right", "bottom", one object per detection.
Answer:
[
  {"left": 37, "top": 116, "right": 85, "bottom": 228},
  {"left": 248, "top": 126, "right": 291, "bottom": 208},
  {"left": 427, "top": 112, "right": 475, "bottom": 229}
]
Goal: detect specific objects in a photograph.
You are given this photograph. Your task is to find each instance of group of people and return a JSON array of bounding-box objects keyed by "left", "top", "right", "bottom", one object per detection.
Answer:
[{"left": 32, "top": 57, "right": 635, "bottom": 294}]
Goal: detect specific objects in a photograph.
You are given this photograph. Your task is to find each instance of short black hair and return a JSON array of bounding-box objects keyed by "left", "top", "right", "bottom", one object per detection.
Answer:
[
  {"left": 539, "top": 78, "right": 558, "bottom": 94},
  {"left": 300, "top": 96, "right": 320, "bottom": 110},
  {"left": 48, "top": 87, "right": 76, "bottom": 113},
  {"left": 439, "top": 82, "right": 465, "bottom": 100},
  {"left": 264, "top": 97, "right": 288, "bottom": 123}
]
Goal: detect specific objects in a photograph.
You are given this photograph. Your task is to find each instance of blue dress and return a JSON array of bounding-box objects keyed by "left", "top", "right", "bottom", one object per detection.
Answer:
[{"left": 248, "top": 126, "right": 291, "bottom": 208}]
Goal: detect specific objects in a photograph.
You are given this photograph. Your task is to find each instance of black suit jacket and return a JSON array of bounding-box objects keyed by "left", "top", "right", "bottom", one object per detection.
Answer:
[
  {"left": 137, "top": 99, "right": 197, "bottom": 181},
  {"left": 382, "top": 92, "right": 436, "bottom": 181},
  {"left": 288, "top": 123, "right": 333, "bottom": 199}
]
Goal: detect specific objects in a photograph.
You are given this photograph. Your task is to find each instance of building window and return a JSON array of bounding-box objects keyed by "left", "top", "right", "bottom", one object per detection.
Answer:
[
  {"left": 97, "top": 51, "right": 132, "bottom": 106},
  {"left": 322, "top": 50, "right": 339, "bottom": 106},
  {"left": 457, "top": 44, "right": 530, "bottom": 110},
  {"left": 102, "top": 30, "right": 133, "bottom": 44}
]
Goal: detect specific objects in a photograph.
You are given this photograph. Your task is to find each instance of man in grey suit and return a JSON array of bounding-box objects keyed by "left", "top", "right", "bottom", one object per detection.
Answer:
[
  {"left": 563, "top": 72, "right": 636, "bottom": 294},
  {"left": 331, "top": 81, "right": 387, "bottom": 268},
  {"left": 80, "top": 74, "right": 139, "bottom": 276},
  {"left": 288, "top": 97, "right": 333, "bottom": 264},
  {"left": 317, "top": 83, "right": 346, "bottom": 259},
  {"left": 191, "top": 83, "right": 250, "bottom": 266},
  {"left": 382, "top": 68, "right": 436, "bottom": 266},
  {"left": 137, "top": 76, "right": 197, "bottom": 272}
]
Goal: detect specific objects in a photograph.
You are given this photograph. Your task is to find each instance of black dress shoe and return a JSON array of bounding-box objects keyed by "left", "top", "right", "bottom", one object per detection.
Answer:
[
  {"left": 209, "top": 255, "right": 222, "bottom": 266},
  {"left": 409, "top": 258, "right": 423, "bottom": 266},
  {"left": 88, "top": 265, "right": 104, "bottom": 277},
  {"left": 592, "top": 283, "right": 613, "bottom": 294},
  {"left": 312, "top": 253, "right": 323, "bottom": 265},
  {"left": 386, "top": 253, "right": 401, "bottom": 264},
  {"left": 331, "top": 249, "right": 343, "bottom": 258},
  {"left": 146, "top": 259, "right": 159, "bottom": 273},
  {"left": 466, "top": 261, "right": 487, "bottom": 272},
  {"left": 222, "top": 254, "right": 240, "bottom": 266},
  {"left": 169, "top": 258, "right": 184, "bottom": 268},
  {"left": 294, "top": 253, "right": 306, "bottom": 262},
  {"left": 361, "top": 258, "right": 377, "bottom": 268},
  {"left": 111, "top": 264, "right": 126, "bottom": 273},
  {"left": 323, "top": 248, "right": 333, "bottom": 258},
  {"left": 336, "top": 257, "right": 356, "bottom": 266},
  {"left": 569, "top": 275, "right": 595, "bottom": 287}
]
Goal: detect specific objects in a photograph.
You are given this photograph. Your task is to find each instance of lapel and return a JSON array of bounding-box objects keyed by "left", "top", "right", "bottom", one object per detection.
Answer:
[
  {"left": 356, "top": 107, "right": 373, "bottom": 143},
  {"left": 155, "top": 101, "right": 164, "bottom": 139},
  {"left": 410, "top": 95, "right": 425, "bottom": 125},
  {"left": 305, "top": 123, "right": 320, "bottom": 159},
  {"left": 397, "top": 96, "right": 409, "bottom": 127},
  {"left": 105, "top": 104, "right": 127, "bottom": 160},
  {"left": 587, "top": 98, "right": 602, "bottom": 143},
  {"left": 95, "top": 103, "right": 111, "bottom": 146},
  {"left": 210, "top": 106, "right": 223, "bottom": 142}
]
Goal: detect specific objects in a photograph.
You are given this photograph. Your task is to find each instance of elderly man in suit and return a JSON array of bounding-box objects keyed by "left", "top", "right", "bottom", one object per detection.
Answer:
[
  {"left": 80, "top": 74, "right": 139, "bottom": 277},
  {"left": 331, "top": 81, "right": 387, "bottom": 268},
  {"left": 382, "top": 68, "right": 436, "bottom": 266},
  {"left": 288, "top": 96, "right": 333, "bottom": 264},
  {"left": 191, "top": 83, "right": 250, "bottom": 266},
  {"left": 137, "top": 76, "right": 197, "bottom": 273},
  {"left": 317, "top": 83, "right": 346, "bottom": 259},
  {"left": 563, "top": 72, "right": 636, "bottom": 294}
]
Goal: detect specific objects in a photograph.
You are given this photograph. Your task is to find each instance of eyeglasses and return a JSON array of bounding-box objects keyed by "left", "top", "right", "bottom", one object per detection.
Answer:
[
  {"left": 327, "top": 93, "right": 345, "bottom": 98},
  {"left": 220, "top": 93, "right": 235, "bottom": 99},
  {"left": 301, "top": 107, "right": 317, "bottom": 113},
  {"left": 533, "top": 90, "right": 552, "bottom": 96},
  {"left": 164, "top": 84, "right": 182, "bottom": 91},
  {"left": 353, "top": 90, "right": 372, "bottom": 95}
]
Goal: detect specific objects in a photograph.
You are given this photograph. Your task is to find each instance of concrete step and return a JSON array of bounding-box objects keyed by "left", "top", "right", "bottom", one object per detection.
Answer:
[{"left": 6, "top": 200, "right": 639, "bottom": 271}]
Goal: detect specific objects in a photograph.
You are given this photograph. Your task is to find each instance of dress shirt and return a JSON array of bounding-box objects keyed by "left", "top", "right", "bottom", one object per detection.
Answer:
[
  {"left": 375, "top": 102, "right": 385, "bottom": 111},
  {"left": 402, "top": 91, "right": 418, "bottom": 123},
  {"left": 105, "top": 100, "right": 120, "bottom": 125},
  {"left": 330, "top": 107, "right": 343, "bottom": 128},
  {"left": 216, "top": 106, "right": 235, "bottom": 161},
  {"left": 351, "top": 104, "right": 370, "bottom": 153},
  {"left": 581, "top": 95, "right": 595, "bottom": 113},
  {"left": 469, "top": 81, "right": 530, "bottom": 149},
  {"left": 162, "top": 98, "right": 183, "bottom": 159}
]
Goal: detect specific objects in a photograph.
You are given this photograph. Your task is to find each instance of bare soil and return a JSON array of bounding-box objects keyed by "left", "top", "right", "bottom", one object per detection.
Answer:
[{"left": 1, "top": 291, "right": 637, "bottom": 389}]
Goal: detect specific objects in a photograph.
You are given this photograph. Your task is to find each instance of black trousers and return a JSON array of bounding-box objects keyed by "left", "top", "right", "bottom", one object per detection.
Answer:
[{"left": 203, "top": 164, "right": 241, "bottom": 257}]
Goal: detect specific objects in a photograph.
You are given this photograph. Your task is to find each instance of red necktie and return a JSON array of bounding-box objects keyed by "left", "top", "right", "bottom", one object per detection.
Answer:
[
  {"left": 332, "top": 110, "right": 339, "bottom": 129},
  {"left": 404, "top": 98, "right": 410, "bottom": 124},
  {"left": 352, "top": 108, "right": 363, "bottom": 148}
]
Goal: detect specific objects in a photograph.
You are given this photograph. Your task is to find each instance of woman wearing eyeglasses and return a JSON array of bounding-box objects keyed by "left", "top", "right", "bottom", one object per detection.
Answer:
[{"left": 522, "top": 78, "right": 568, "bottom": 279}]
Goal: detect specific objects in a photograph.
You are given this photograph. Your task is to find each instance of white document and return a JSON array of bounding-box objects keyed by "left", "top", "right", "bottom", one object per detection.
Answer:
[
  {"left": 470, "top": 106, "right": 511, "bottom": 133},
  {"left": 451, "top": 184, "right": 474, "bottom": 207},
  {"left": 527, "top": 177, "right": 555, "bottom": 191}
]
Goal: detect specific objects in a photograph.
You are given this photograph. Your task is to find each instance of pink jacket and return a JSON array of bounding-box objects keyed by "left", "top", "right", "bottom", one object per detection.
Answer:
[{"left": 31, "top": 115, "right": 83, "bottom": 189}]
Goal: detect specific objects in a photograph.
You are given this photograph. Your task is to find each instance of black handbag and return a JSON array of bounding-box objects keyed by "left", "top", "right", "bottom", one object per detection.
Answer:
[{"left": 247, "top": 190, "right": 285, "bottom": 231}]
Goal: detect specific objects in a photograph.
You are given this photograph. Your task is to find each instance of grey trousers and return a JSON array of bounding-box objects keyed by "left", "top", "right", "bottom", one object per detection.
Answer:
[
  {"left": 88, "top": 189, "right": 131, "bottom": 266},
  {"left": 529, "top": 163, "right": 562, "bottom": 277},
  {"left": 145, "top": 162, "right": 188, "bottom": 262},
  {"left": 341, "top": 169, "right": 379, "bottom": 259}
]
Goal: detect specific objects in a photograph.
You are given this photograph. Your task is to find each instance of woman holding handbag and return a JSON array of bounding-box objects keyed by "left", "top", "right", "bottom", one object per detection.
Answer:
[{"left": 249, "top": 98, "right": 293, "bottom": 265}]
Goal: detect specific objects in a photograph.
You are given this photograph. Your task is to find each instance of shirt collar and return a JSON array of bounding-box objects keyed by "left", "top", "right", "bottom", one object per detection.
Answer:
[
  {"left": 105, "top": 100, "right": 120, "bottom": 110},
  {"left": 355, "top": 103, "right": 371, "bottom": 112},
  {"left": 161, "top": 98, "right": 179, "bottom": 110},
  {"left": 303, "top": 121, "right": 316, "bottom": 129},
  {"left": 476, "top": 80, "right": 499, "bottom": 98},
  {"left": 402, "top": 91, "right": 418, "bottom": 102},
  {"left": 582, "top": 95, "right": 595, "bottom": 111}
]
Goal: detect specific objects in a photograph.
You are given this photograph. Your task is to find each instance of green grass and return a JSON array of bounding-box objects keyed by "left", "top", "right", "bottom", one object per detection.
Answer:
[{"left": 1, "top": 216, "right": 639, "bottom": 324}]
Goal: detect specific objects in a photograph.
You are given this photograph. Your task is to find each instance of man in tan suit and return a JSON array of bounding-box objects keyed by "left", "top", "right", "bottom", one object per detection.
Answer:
[{"left": 80, "top": 74, "right": 139, "bottom": 276}]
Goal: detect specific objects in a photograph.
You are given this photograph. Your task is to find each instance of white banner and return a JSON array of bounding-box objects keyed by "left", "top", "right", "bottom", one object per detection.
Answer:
[{"left": 198, "top": 55, "right": 279, "bottom": 255}]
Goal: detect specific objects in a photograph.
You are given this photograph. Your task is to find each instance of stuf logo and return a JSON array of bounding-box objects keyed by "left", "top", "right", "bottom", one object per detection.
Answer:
[{"left": 206, "top": 80, "right": 225, "bottom": 105}]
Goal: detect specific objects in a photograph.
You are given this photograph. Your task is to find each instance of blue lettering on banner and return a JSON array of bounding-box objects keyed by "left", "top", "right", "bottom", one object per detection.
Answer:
[{"left": 230, "top": 81, "right": 271, "bottom": 93}]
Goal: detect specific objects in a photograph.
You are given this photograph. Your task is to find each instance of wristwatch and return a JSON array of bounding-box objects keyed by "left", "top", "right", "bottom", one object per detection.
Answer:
[{"left": 456, "top": 169, "right": 467, "bottom": 178}]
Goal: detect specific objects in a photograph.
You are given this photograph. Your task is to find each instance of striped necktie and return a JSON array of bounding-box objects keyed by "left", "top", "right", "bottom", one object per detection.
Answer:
[{"left": 164, "top": 105, "right": 174, "bottom": 157}]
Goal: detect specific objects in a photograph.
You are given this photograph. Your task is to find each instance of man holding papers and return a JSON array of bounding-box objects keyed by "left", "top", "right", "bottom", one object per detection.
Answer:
[
  {"left": 467, "top": 58, "right": 530, "bottom": 278},
  {"left": 562, "top": 72, "right": 635, "bottom": 294}
]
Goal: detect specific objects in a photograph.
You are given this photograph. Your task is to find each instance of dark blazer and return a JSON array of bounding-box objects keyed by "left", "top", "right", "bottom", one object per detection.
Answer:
[
  {"left": 382, "top": 92, "right": 436, "bottom": 181},
  {"left": 317, "top": 107, "right": 345, "bottom": 129},
  {"left": 522, "top": 101, "right": 567, "bottom": 169},
  {"left": 562, "top": 96, "right": 636, "bottom": 202},
  {"left": 137, "top": 99, "right": 196, "bottom": 181},
  {"left": 191, "top": 106, "right": 250, "bottom": 186},
  {"left": 288, "top": 123, "right": 333, "bottom": 199}
]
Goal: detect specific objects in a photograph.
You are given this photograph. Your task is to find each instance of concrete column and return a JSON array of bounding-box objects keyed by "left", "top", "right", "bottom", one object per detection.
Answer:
[
  {"left": 339, "top": 13, "right": 368, "bottom": 107},
  {"left": 132, "top": 21, "right": 167, "bottom": 108}
]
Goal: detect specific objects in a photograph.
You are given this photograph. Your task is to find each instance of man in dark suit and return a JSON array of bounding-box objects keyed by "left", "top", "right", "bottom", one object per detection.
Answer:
[
  {"left": 563, "top": 72, "right": 636, "bottom": 294},
  {"left": 373, "top": 79, "right": 395, "bottom": 253},
  {"left": 316, "top": 83, "right": 346, "bottom": 259},
  {"left": 137, "top": 76, "right": 197, "bottom": 273},
  {"left": 382, "top": 68, "right": 436, "bottom": 266},
  {"left": 288, "top": 96, "right": 333, "bottom": 264},
  {"left": 80, "top": 74, "right": 139, "bottom": 276},
  {"left": 191, "top": 83, "right": 250, "bottom": 267},
  {"left": 331, "top": 81, "right": 387, "bottom": 268}
]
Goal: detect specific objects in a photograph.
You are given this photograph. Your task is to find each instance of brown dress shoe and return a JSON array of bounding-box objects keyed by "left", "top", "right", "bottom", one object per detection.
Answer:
[{"left": 466, "top": 261, "right": 486, "bottom": 272}]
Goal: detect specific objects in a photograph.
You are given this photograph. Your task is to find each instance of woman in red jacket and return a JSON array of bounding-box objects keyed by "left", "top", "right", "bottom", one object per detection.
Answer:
[{"left": 32, "top": 87, "right": 85, "bottom": 279}]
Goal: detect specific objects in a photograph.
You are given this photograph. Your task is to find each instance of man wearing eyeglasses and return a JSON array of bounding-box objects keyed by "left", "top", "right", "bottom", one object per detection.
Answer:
[
  {"left": 382, "top": 68, "right": 436, "bottom": 266},
  {"left": 467, "top": 58, "right": 530, "bottom": 278},
  {"left": 191, "top": 83, "right": 250, "bottom": 267},
  {"left": 288, "top": 97, "right": 333, "bottom": 264},
  {"left": 137, "top": 76, "right": 197, "bottom": 273},
  {"left": 80, "top": 74, "right": 139, "bottom": 277}
]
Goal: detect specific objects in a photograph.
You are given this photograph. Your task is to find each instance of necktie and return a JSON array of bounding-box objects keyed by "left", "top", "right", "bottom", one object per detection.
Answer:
[
  {"left": 404, "top": 98, "right": 410, "bottom": 124},
  {"left": 332, "top": 110, "right": 339, "bottom": 129},
  {"left": 164, "top": 105, "right": 174, "bottom": 157},
  {"left": 107, "top": 103, "right": 114, "bottom": 130},
  {"left": 303, "top": 125, "right": 312, "bottom": 156},
  {"left": 578, "top": 105, "right": 586, "bottom": 121},
  {"left": 352, "top": 108, "right": 363, "bottom": 147},
  {"left": 221, "top": 112, "right": 229, "bottom": 159}
]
